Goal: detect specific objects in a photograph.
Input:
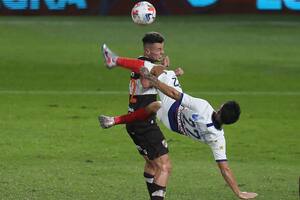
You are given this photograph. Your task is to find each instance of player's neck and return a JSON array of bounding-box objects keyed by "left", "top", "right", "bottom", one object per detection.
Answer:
[
  {"left": 212, "top": 112, "right": 222, "bottom": 130},
  {"left": 140, "top": 55, "right": 155, "bottom": 63}
]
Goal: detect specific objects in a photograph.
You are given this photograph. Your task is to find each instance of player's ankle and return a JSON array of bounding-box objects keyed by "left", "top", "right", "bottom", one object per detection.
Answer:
[{"left": 151, "top": 183, "right": 166, "bottom": 200}]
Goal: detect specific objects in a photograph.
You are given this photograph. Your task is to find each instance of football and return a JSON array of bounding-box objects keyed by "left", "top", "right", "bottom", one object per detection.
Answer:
[{"left": 131, "top": 1, "right": 156, "bottom": 25}]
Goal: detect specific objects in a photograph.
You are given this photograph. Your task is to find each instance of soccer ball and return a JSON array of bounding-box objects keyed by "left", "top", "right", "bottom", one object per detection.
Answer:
[{"left": 131, "top": 1, "right": 156, "bottom": 25}]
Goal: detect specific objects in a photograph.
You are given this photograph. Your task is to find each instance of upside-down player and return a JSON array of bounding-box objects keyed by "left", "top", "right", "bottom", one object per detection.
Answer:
[{"left": 99, "top": 44, "right": 258, "bottom": 200}]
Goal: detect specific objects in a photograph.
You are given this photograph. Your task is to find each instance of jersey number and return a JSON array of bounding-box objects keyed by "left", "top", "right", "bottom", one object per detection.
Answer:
[
  {"left": 182, "top": 115, "right": 202, "bottom": 140},
  {"left": 172, "top": 77, "right": 180, "bottom": 87}
]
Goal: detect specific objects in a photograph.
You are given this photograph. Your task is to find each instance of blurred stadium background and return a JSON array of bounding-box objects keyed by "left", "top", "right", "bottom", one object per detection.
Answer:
[
  {"left": 0, "top": 0, "right": 299, "bottom": 200},
  {"left": 1, "top": 0, "right": 300, "bottom": 15}
]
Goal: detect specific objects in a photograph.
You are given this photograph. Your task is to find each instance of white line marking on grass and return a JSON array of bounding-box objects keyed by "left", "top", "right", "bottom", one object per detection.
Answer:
[{"left": 0, "top": 90, "right": 299, "bottom": 96}]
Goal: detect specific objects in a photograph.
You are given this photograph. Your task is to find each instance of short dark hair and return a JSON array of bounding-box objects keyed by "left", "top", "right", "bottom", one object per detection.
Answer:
[
  {"left": 220, "top": 101, "right": 241, "bottom": 124},
  {"left": 142, "top": 32, "right": 165, "bottom": 45}
]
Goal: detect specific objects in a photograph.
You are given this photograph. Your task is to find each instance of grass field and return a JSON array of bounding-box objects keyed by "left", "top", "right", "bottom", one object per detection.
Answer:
[{"left": 0, "top": 15, "right": 299, "bottom": 200}]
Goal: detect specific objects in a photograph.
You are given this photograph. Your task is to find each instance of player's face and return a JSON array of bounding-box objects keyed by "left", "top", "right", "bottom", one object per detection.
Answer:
[{"left": 144, "top": 42, "right": 165, "bottom": 62}]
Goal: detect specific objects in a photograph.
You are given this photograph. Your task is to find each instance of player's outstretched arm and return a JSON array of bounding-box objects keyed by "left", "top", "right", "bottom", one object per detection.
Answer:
[{"left": 217, "top": 161, "right": 258, "bottom": 199}]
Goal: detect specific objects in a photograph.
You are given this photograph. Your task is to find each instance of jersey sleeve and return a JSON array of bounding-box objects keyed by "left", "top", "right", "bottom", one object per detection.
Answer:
[
  {"left": 144, "top": 61, "right": 156, "bottom": 72},
  {"left": 181, "top": 93, "right": 210, "bottom": 112},
  {"left": 207, "top": 136, "right": 227, "bottom": 162}
]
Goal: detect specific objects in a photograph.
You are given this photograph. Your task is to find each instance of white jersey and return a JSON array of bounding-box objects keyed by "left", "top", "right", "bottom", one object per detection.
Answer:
[
  {"left": 128, "top": 56, "right": 166, "bottom": 96},
  {"left": 179, "top": 94, "right": 224, "bottom": 143},
  {"left": 151, "top": 69, "right": 227, "bottom": 161},
  {"left": 178, "top": 94, "right": 227, "bottom": 161},
  {"left": 128, "top": 60, "right": 157, "bottom": 96},
  {"left": 128, "top": 74, "right": 157, "bottom": 95}
]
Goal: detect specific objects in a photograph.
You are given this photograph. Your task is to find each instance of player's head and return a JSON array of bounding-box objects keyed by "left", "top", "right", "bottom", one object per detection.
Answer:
[
  {"left": 219, "top": 101, "right": 241, "bottom": 125},
  {"left": 142, "top": 32, "right": 165, "bottom": 61}
]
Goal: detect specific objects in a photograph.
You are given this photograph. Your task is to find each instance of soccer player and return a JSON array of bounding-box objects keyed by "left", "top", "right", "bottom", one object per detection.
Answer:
[
  {"left": 100, "top": 45, "right": 258, "bottom": 200},
  {"left": 101, "top": 32, "right": 183, "bottom": 200}
]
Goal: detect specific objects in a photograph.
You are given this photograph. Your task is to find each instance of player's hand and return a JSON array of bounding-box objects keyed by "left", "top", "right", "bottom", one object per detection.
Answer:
[
  {"left": 140, "top": 67, "right": 159, "bottom": 88},
  {"left": 238, "top": 192, "right": 258, "bottom": 199},
  {"left": 161, "top": 55, "right": 170, "bottom": 67},
  {"left": 174, "top": 67, "right": 184, "bottom": 76}
]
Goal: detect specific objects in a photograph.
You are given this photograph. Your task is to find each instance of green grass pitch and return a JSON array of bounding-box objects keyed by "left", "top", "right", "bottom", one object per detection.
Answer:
[{"left": 0, "top": 15, "right": 299, "bottom": 200}]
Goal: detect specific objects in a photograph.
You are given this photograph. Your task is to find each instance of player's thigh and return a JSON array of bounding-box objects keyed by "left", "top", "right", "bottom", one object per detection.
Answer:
[
  {"left": 157, "top": 107, "right": 171, "bottom": 130},
  {"left": 157, "top": 93, "right": 180, "bottom": 131},
  {"left": 126, "top": 123, "right": 168, "bottom": 160}
]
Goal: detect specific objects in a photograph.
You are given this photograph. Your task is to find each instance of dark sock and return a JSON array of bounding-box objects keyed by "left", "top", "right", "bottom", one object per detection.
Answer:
[
  {"left": 144, "top": 172, "right": 155, "bottom": 198},
  {"left": 151, "top": 183, "right": 166, "bottom": 200}
]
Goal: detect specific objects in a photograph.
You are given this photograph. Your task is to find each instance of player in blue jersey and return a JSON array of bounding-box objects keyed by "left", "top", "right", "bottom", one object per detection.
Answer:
[{"left": 100, "top": 45, "right": 258, "bottom": 200}]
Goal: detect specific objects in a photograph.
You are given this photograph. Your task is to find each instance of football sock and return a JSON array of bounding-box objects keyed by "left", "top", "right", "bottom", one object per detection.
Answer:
[
  {"left": 151, "top": 183, "right": 166, "bottom": 200},
  {"left": 114, "top": 108, "right": 150, "bottom": 124},
  {"left": 144, "top": 172, "right": 155, "bottom": 198},
  {"left": 116, "top": 57, "right": 144, "bottom": 73}
]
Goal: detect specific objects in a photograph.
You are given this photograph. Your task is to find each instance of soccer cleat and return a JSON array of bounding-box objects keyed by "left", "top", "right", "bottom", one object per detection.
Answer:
[
  {"left": 101, "top": 44, "right": 118, "bottom": 69},
  {"left": 98, "top": 115, "right": 115, "bottom": 129}
]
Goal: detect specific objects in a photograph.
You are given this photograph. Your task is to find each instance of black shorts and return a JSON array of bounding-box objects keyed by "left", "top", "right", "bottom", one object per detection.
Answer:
[{"left": 126, "top": 119, "right": 169, "bottom": 160}]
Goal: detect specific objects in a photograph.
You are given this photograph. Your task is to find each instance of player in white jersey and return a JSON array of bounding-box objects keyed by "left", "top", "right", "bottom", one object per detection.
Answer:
[
  {"left": 99, "top": 45, "right": 258, "bottom": 199},
  {"left": 142, "top": 68, "right": 229, "bottom": 162}
]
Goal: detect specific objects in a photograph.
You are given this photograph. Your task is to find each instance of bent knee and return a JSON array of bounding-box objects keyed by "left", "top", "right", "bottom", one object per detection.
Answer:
[
  {"left": 160, "top": 161, "right": 172, "bottom": 174},
  {"left": 146, "top": 101, "right": 161, "bottom": 114}
]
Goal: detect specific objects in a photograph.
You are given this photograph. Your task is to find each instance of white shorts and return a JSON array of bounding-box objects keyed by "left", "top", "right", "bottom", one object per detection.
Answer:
[
  {"left": 155, "top": 70, "right": 183, "bottom": 131},
  {"left": 143, "top": 62, "right": 183, "bottom": 130}
]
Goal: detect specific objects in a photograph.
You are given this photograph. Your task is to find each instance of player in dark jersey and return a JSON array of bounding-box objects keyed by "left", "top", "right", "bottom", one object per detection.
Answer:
[{"left": 100, "top": 32, "right": 183, "bottom": 200}]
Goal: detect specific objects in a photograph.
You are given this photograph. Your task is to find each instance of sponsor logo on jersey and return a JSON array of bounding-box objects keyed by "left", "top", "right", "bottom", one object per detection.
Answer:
[{"left": 192, "top": 113, "right": 200, "bottom": 121}]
